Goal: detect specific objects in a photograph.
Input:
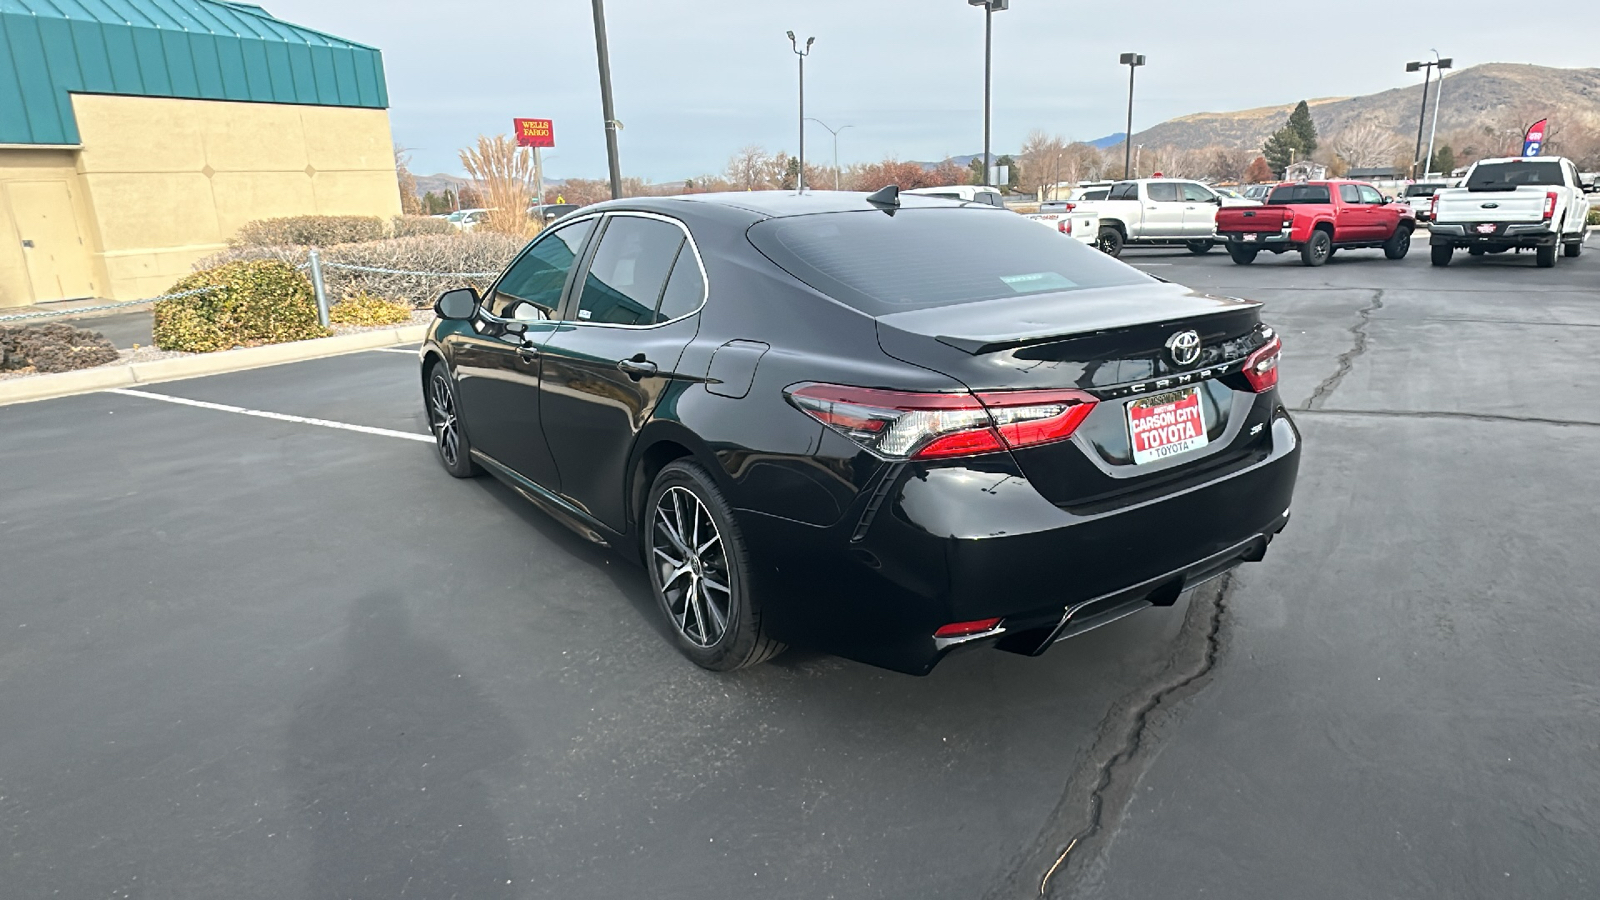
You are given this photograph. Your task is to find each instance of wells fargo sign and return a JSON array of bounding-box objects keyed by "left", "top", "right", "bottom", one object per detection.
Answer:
[{"left": 514, "top": 118, "right": 554, "bottom": 148}]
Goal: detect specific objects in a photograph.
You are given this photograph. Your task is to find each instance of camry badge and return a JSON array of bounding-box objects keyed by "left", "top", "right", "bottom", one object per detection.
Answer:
[{"left": 1166, "top": 330, "right": 1202, "bottom": 367}]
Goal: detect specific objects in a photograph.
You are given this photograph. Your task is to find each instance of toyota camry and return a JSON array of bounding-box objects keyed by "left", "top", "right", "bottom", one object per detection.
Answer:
[{"left": 420, "top": 189, "right": 1300, "bottom": 675}]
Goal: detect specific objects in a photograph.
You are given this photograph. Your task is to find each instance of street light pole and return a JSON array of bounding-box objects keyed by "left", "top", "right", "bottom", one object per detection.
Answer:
[
  {"left": 1119, "top": 52, "right": 1146, "bottom": 179},
  {"left": 1405, "top": 56, "right": 1449, "bottom": 180},
  {"left": 1424, "top": 51, "right": 1452, "bottom": 178},
  {"left": 590, "top": 0, "right": 623, "bottom": 199},
  {"left": 970, "top": 1, "right": 1008, "bottom": 185},
  {"left": 807, "top": 118, "right": 852, "bottom": 190},
  {"left": 787, "top": 32, "right": 814, "bottom": 193}
]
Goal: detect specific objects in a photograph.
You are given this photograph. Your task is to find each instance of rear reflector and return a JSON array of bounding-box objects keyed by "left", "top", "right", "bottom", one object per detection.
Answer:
[
  {"left": 1243, "top": 336, "right": 1282, "bottom": 393},
  {"left": 934, "top": 618, "right": 1002, "bottom": 638},
  {"left": 785, "top": 383, "right": 1097, "bottom": 461}
]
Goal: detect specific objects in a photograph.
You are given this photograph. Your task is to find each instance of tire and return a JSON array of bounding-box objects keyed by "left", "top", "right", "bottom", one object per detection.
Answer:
[
  {"left": 645, "top": 460, "right": 784, "bottom": 671},
  {"left": 1535, "top": 243, "right": 1557, "bottom": 268},
  {"left": 1227, "top": 244, "right": 1258, "bottom": 265},
  {"left": 1096, "top": 226, "right": 1124, "bottom": 258},
  {"left": 426, "top": 362, "right": 480, "bottom": 478},
  {"left": 1186, "top": 240, "right": 1215, "bottom": 254},
  {"left": 1431, "top": 244, "right": 1453, "bottom": 267},
  {"left": 1384, "top": 226, "right": 1412, "bottom": 260},
  {"left": 1300, "top": 229, "right": 1332, "bottom": 267},
  {"left": 1565, "top": 240, "right": 1582, "bottom": 258}
]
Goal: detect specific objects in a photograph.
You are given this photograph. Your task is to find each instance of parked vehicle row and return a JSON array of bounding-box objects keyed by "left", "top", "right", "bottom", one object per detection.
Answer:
[
  {"left": 1070, "top": 178, "right": 1257, "bottom": 256},
  {"left": 1217, "top": 180, "right": 1415, "bottom": 267}
]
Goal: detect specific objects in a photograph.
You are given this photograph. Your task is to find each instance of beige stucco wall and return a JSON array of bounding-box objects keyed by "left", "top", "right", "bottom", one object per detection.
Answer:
[
  {"left": 0, "top": 94, "right": 402, "bottom": 307},
  {"left": 0, "top": 148, "right": 105, "bottom": 308}
]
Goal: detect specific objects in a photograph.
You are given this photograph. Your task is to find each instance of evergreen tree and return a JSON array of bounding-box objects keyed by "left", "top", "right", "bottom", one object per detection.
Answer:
[
  {"left": 1430, "top": 145, "right": 1456, "bottom": 176},
  {"left": 1262, "top": 101, "right": 1319, "bottom": 176},
  {"left": 968, "top": 157, "right": 987, "bottom": 185},
  {"left": 1287, "top": 101, "right": 1318, "bottom": 156},
  {"left": 994, "top": 154, "right": 1019, "bottom": 191}
]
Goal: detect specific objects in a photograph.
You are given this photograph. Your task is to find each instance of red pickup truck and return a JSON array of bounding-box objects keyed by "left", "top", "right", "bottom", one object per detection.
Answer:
[{"left": 1216, "top": 180, "right": 1416, "bottom": 266}]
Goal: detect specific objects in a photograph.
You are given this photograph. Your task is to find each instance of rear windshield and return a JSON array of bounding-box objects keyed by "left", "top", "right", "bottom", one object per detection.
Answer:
[
  {"left": 747, "top": 208, "right": 1152, "bottom": 316},
  {"left": 1266, "top": 184, "right": 1331, "bottom": 204},
  {"left": 1466, "top": 161, "right": 1563, "bottom": 191},
  {"left": 1403, "top": 184, "right": 1444, "bottom": 197}
]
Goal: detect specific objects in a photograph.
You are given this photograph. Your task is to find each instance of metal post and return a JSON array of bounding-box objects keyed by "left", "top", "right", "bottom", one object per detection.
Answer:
[
  {"left": 1124, "top": 63, "right": 1136, "bottom": 179},
  {"left": 983, "top": 5, "right": 992, "bottom": 185},
  {"left": 1425, "top": 55, "right": 1450, "bottom": 179},
  {"left": 798, "top": 52, "right": 805, "bottom": 192},
  {"left": 533, "top": 146, "right": 545, "bottom": 226},
  {"left": 1411, "top": 64, "right": 1433, "bottom": 180},
  {"left": 308, "top": 247, "right": 329, "bottom": 327},
  {"left": 590, "top": 0, "right": 623, "bottom": 199}
]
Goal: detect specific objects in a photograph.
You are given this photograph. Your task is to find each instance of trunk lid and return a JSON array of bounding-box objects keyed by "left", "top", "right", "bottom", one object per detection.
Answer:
[
  {"left": 1434, "top": 188, "right": 1548, "bottom": 224},
  {"left": 1216, "top": 205, "right": 1292, "bottom": 233}
]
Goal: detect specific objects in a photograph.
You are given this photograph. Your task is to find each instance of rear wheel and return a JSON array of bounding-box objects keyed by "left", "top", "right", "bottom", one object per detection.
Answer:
[
  {"left": 1300, "top": 230, "right": 1332, "bottom": 267},
  {"left": 1431, "top": 244, "right": 1453, "bottom": 267},
  {"left": 1227, "top": 244, "right": 1258, "bottom": 265},
  {"left": 1384, "top": 226, "right": 1412, "bottom": 260},
  {"left": 1096, "top": 226, "right": 1124, "bottom": 258},
  {"left": 427, "top": 363, "right": 480, "bottom": 478},
  {"left": 1186, "top": 240, "right": 1215, "bottom": 254},
  {"left": 1565, "top": 240, "right": 1582, "bottom": 258},
  {"left": 1536, "top": 243, "right": 1557, "bottom": 268},
  {"left": 646, "top": 461, "right": 784, "bottom": 671}
]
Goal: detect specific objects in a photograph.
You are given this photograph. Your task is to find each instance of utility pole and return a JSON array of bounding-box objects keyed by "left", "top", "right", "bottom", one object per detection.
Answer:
[
  {"left": 1424, "top": 51, "right": 1452, "bottom": 178},
  {"left": 970, "top": 1, "right": 1008, "bottom": 185},
  {"left": 590, "top": 0, "right": 623, "bottom": 199},
  {"left": 1406, "top": 56, "right": 1449, "bottom": 180},
  {"left": 1120, "top": 52, "right": 1146, "bottom": 179},
  {"left": 787, "top": 32, "right": 814, "bottom": 192}
]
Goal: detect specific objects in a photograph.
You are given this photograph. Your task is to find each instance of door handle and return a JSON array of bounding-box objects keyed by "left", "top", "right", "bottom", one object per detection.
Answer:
[
  {"left": 618, "top": 355, "right": 658, "bottom": 379},
  {"left": 516, "top": 343, "right": 540, "bottom": 362}
]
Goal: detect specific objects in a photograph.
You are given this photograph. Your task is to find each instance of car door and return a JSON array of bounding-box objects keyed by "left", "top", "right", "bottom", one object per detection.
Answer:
[
  {"left": 453, "top": 217, "right": 596, "bottom": 488},
  {"left": 1179, "top": 182, "right": 1221, "bottom": 237},
  {"left": 1334, "top": 184, "right": 1368, "bottom": 242},
  {"left": 1141, "top": 182, "right": 1185, "bottom": 237},
  {"left": 537, "top": 212, "right": 706, "bottom": 532},
  {"left": 1357, "top": 184, "right": 1390, "bottom": 240}
]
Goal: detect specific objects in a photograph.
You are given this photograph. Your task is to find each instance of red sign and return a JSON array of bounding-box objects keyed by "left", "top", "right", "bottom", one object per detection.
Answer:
[
  {"left": 1127, "top": 387, "right": 1209, "bottom": 465},
  {"left": 1522, "top": 118, "right": 1547, "bottom": 157},
  {"left": 514, "top": 118, "right": 554, "bottom": 148}
]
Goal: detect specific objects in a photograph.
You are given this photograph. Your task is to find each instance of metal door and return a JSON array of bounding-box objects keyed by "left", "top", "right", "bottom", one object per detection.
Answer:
[{"left": 6, "top": 181, "right": 95, "bottom": 302}]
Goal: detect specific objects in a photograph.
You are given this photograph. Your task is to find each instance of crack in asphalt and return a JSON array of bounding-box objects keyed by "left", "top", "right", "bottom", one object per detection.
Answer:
[
  {"left": 984, "top": 575, "right": 1236, "bottom": 900},
  {"left": 1297, "top": 408, "right": 1600, "bottom": 428},
  {"left": 1300, "top": 288, "right": 1384, "bottom": 410}
]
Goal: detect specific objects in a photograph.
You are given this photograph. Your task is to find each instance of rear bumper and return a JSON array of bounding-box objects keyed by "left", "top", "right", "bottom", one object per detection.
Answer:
[
  {"left": 1430, "top": 222, "right": 1559, "bottom": 247},
  {"left": 1223, "top": 232, "right": 1296, "bottom": 250}
]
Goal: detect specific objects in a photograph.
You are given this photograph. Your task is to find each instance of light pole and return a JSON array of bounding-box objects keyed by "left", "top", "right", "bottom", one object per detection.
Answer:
[
  {"left": 969, "top": 1, "right": 1008, "bottom": 185},
  {"left": 1120, "top": 52, "right": 1146, "bottom": 179},
  {"left": 1405, "top": 56, "right": 1450, "bottom": 179},
  {"left": 1423, "top": 50, "right": 1451, "bottom": 178},
  {"left": 806, "top": 118, "right": 852, "bottom": 190},
  {"left": 787, "top": 31, "right": 815, "bottom": 192},
  {"left": 590, "top": 0, "right": 623, "bottom": 199}
]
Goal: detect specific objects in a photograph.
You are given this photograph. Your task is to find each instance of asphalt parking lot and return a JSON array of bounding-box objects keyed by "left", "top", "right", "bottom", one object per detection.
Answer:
[{"left": 2, "top": 241, "right": 1597, "bottom": 899}]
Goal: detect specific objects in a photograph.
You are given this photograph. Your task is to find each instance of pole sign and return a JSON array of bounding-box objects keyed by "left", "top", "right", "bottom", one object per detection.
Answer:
[
  {"left": 1522, "top": 118, "right": 1547, "bottom": 157},
  {"left": 514, "top": 118, "right": 555, "bottom": 148}
]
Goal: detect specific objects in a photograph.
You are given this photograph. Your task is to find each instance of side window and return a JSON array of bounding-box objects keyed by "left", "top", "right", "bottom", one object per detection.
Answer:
[
  {"left": 1339, "top": 184, "right": 1363, "bottom": 204},
  {"left": 1108, "top": 182, "right": 1136, "bottom": 201},
  {"left": 490, "top": 218, "right": 595, "bottom": 320},
  {"left": 573, "top": 216, "right": 686, "bottom": 326},
  {"left": 655, "top": 249, "right": 706, "bottom": 323},
  {"left": 1357, "top": 185, "right": 1384, "bottom": 205},
  {"left": 1146, "top": 182, "right": 1179, "bottom": 202},
  {"left": 1180, "top": 183, "right": 1215, "bottom": 202}
]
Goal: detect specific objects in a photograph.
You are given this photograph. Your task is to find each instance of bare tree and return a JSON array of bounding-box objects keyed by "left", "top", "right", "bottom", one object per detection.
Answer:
[
  {"left": 726, "top": 145, "right": 774, "bottom": 190},
  {"left": 394, "top": 145, "right": 422, "bottom": 215},
  {"left": 1017, "top": 130, "right": 1072, "bottom": 195},
  {"left": 1206, "top": 146, "right": 1251, "bottom": 183},
  {"left": 1329, "top": 120, "right": 1402, "bottom": 169}
]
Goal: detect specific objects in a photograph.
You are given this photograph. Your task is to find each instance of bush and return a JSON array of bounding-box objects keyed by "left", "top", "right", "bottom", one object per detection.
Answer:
[
  {"left": 391, "top": 215, "right": 456, "bottom": 238},
  {"left": 197, "top": 231, "right": 525, "bottom": 308},
  {"left": 230, "top": 215, "right": 387, "bottom": 248},
  {"left": 329, "top": 292, "right": 413, "bottom": 327},
  {"left": 1588, "top": 207, "right": 1599, "bottom": 228},
  {"left": 0, "top": 323, "right": 119, "bottom": 374},
  {"left": 153, "top": 259, "right": 330, "bottom": 352}
]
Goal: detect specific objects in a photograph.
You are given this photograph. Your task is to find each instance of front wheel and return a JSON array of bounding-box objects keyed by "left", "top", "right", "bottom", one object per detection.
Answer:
[
  {"left": 1186, "top": 240, "right": 1215, "bottom": 255},
  {"left": 1536, "top": 243, "right": 1557, "bottom": 268},
  {"left": 1227, "top": 244, "right": 1258, "bottom": 265},
  {"left": 1096, "top": 226, "right": 1124, "bottom": 258},
  {"left": 1300, "top": 230, "right": 1332, "bottom": 267},
  {"left": 427, "top": 363, "right": 480, "bottom": 478},
  {"left": 1431, "top": 244, "right": 1453, "bottom": 267},
  {"left": 1384, "top": 226, "right": 1412, "bottom": 260},
  {"left": 646, "top": 461, "right": 784, "bottom": 671}
]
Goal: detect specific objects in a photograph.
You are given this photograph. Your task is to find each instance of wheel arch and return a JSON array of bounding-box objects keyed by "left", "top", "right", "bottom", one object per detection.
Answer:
[{"left": 626, "top": 421, "right": 726, "bottom": 556}]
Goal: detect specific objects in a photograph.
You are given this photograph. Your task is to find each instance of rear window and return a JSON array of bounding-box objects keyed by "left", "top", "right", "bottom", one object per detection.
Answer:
[
  {"left": 1404, "top": 184, "right": 1443, "bottom": 197},
  {"left": 1266, "top": 184, "right": 1331, "bottom": 204},
  {"left": 1466, "top": 161, "right": 1563, "bottom": 191},
  {"left": 746, "top": 208, "right": 1152, "bottom": 316},
  {"left": 1083, "top": 189, "right": 1109, "bottom": 200}
]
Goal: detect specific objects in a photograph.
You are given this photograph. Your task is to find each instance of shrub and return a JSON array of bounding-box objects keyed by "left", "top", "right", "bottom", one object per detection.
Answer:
[
  {"left": 230, "top": 215, "right": 387, "bottom": 248},
  {"left": 197, "top": 231, "right": 524, "bottom": 308},
  {"left": 154, "top": 259, "right": 330, "bottom": 352},
  {"left": 391, "top": 215, "right": 456, "bottom": 238},
  {"left": 0, "top": 323, "right": 119, "bottom": 374},
  {"left": 329, "top": 292, "right": 413, "bottom": 327},
  {"left": 1588, "top": 207, "right": 1599, "bottom": 228}
]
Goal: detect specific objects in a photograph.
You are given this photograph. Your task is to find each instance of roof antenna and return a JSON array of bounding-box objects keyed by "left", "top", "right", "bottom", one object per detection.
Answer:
[{"left": 865, "top": 184, "right": 900, "bottom": 211}]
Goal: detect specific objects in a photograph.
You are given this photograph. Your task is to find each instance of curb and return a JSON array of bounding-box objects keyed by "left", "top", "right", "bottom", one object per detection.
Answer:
[{"left": 0, "top": 324, "right": 427, "bottom": 407}]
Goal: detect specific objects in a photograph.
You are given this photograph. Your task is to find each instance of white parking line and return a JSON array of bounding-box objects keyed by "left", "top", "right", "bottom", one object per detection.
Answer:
[
  {"left": 367, "top": 347, "right": 420, "bottom": 355},
  {"left": 106, "top": 388, "right": 434, "bottom": 443}
]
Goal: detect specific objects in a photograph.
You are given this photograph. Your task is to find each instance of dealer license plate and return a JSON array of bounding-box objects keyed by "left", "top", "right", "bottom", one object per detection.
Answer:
[
  {"left": 1475, "top": 223, "right": 1497, "bottom": 234},
  {"left": 1127, "top": 386, "right": 1209, "bottom": 465},
  {"left": 1242, "top": 233, "right": 1258, "bottom": 241}
]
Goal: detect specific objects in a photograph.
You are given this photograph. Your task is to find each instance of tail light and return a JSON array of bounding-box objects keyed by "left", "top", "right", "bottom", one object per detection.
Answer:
[
  {"left": 1243, "top": 336, "right": 1282, "bottom": 393},
  {"left": 935, "top": 618, "right": 1002, "bottom": 638},
  {"left": 785, "top": 384, "right": 1097, "bottom": 461},
  {"left": 1430, "top": 194, "right": 1440, "bottom": 219},
  {"left": 1062, "top": 202, "right": 1077, "bottom": 211},
  {"left": 1057, "top": 219, "right": 1073, "bottom": 235},
  {"left": 1543, "top": 191, "right": 1557, "bottom": 220}
]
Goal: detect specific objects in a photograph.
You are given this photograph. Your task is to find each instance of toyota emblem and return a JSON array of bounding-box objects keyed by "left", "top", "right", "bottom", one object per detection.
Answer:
[{"left": 1166, "top": 330, "right": 1202, "bottom": 367}]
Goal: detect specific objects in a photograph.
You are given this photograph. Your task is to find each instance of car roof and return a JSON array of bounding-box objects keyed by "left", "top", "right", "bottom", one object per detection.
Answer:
[{"left": 589, "top": 190, "right": 984, "bottom": 219}]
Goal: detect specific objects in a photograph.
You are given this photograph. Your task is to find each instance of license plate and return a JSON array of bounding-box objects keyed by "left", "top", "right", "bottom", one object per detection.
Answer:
[
  {"left": 1475, "top": 223, "right": 1497, "bottom": 234},
  {"left": 1242, "top": 233, "right": 1258, "bottom": 242},
  {"left": 1128, "top": 386, "right": 1209, "bottom": 465}
]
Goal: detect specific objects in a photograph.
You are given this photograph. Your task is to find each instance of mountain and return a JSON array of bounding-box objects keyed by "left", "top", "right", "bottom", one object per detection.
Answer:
[
  {"left": 1124, "top": 63, "right": 1600, "bottom": 153},
  {"left": 413, "top": 173, "right": 469, "bottom": 198},
  {"left": 1087, "top": 132, "right": 1126, "bottom": 149}
]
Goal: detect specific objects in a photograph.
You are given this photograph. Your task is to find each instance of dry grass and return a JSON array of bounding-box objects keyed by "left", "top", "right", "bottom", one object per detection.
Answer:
[{"left": 460, "top": 134, "right": 540, "bottom": 237}]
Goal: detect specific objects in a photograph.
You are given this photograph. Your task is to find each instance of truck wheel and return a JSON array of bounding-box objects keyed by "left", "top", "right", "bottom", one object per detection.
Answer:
[
  {"left": 1431, "top": 245, "right": 1453, "bottom": 267},
  {"left": 1186, "top": 240, "right": 1215, "bottom": 254},
  {"left": 1383, "top": 226, "right": 1412, "bottom": 260},
  {"left": 1227, "top": 244, "right": 1258, "bottom": 265},
  {"left": 1565, "top": 240, "right": 1582, "bottom": 258},
  {"left": 1535, "top": 244, "right": 1557, "bottom": 268},
  {"left": 1096, "top": 226, "right": 1124, "bottom": 258},
  {"left": 1300, "top": 230, "right": 1332, "bottom": 267}
]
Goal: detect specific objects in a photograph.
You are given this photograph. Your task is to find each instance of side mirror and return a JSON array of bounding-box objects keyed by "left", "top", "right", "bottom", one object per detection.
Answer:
[
  {"left": 435, "top": 287, "right": 481, "bottom": 320},
  {"left": 1583, "top": 181, "right": 1596, "bottom": 192}
]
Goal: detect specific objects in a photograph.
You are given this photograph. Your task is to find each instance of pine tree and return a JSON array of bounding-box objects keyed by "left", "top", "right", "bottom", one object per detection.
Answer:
[
  {"left": 1287, "top": 101, "right": 1318, "bottom": 156},
  {"left": 1430, "top": 145, "right": 1456, "bottom": 176},
  {"left": 1263, "top": 129, "right": 1298, "bottom": 176}
]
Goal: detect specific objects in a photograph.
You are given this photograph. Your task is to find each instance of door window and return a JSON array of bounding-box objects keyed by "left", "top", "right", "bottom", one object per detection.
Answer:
[
  {"left": 1357, "top": 185, "right": 1384, "bottom": 205},
  {"left": 1108, "top": 182, "right": 1138, "bottom": 201},
  {"left": 1146, "top": 182, "right": 1179, "bottom": 202},
  {"left": 573, "top": 216, "right": 687, "bottom": 326},
  {"left": 1181, "top": 183, "right": 1216, "bottom": 203},
  {"left": 655, "top": 250, "right": 707, "bottom": 322},
  {"left": 1339, "top": 184, "right": 1362, "bottom": 203},
  {"left": 489, "top": 219, "right": 596, "bottom": 320}
]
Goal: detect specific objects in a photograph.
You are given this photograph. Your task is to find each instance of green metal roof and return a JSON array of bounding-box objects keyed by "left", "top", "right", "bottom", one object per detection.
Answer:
[{"left": 0, "top": 0, "right": 388, "bottom": 146}]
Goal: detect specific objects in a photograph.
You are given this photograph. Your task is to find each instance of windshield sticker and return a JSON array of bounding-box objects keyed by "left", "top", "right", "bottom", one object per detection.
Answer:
[{"left": 999, "top": 272, "right": 1078, "bottom": 293}]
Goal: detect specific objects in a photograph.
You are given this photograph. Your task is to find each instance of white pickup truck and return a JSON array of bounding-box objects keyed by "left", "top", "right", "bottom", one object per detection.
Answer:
[
  {"left": 1070, "top": 178, "right": 1253, "bottom": 257},
  {"left": 1021, "top": 207, "right": 1104, "bottom": 250},
  {"left": 1428, "top": 157, "right": 1593, "bottom": 267}
]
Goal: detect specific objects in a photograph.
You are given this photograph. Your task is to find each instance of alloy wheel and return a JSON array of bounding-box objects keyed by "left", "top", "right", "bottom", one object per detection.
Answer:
[
  {"left": 651, "top": 486, "right": 732, "bottom": 647},
  {"left": 429, "top": 371, "right": 461, "bottom": 468}
]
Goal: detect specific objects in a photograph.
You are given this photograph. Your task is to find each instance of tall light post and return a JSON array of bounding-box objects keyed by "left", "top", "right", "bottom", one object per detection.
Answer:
[
  {"left": 1120, "top": 52, "right": 1146, "bottom": 179},
  {"left": 1406, "top": 56, "right": 1450, "bottom": 179},
  {"left": 969, "top": 1, "right": 1008, "bottom": 185},
  {"left": 806, "top": 118, "right": 853, "bottom": 190},
  {"left": 787, "top": 31, "right": 815, "bottom": 192},
  {"left": 1423, "top": 50, "right": 1451, "bottom": 178},
  {"left": 590, "top": 0, "right": 623, "bottom": 199}
]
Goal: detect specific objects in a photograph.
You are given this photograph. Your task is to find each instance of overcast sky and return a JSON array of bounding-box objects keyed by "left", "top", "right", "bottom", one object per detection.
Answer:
[{"left": 268, "top": 0, "right": 1597, "bottom": 181}]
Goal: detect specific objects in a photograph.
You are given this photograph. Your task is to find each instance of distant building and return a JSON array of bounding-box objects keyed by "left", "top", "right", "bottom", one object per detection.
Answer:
[
  {"left": 0, "top": 0, "right": 402, "bottom": 307},
  {"left": 1284, "top": 161, "right": 1329, "bottom": 182},
  {"left": 1346, "top": 167, "right": 1405, "bottom": 181}
]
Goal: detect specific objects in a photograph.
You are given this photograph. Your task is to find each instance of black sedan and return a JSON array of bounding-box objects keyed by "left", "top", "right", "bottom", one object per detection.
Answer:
[{"left": 420, "top": 189, "right": 1300, "bottom": 675}]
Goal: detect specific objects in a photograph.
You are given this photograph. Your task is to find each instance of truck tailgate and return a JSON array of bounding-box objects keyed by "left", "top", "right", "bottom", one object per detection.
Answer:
[
  {"left": 1435, "top": 189, "right": 1549, "bottom": 224},
  {"left": 1216, "top": 206, "right": 1291, "bottom": 232}
]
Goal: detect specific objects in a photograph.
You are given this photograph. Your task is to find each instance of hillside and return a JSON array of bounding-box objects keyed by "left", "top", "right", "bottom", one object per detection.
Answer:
[{"left": 1129, "top": 63, "right": 1600, "bottom": 153}]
